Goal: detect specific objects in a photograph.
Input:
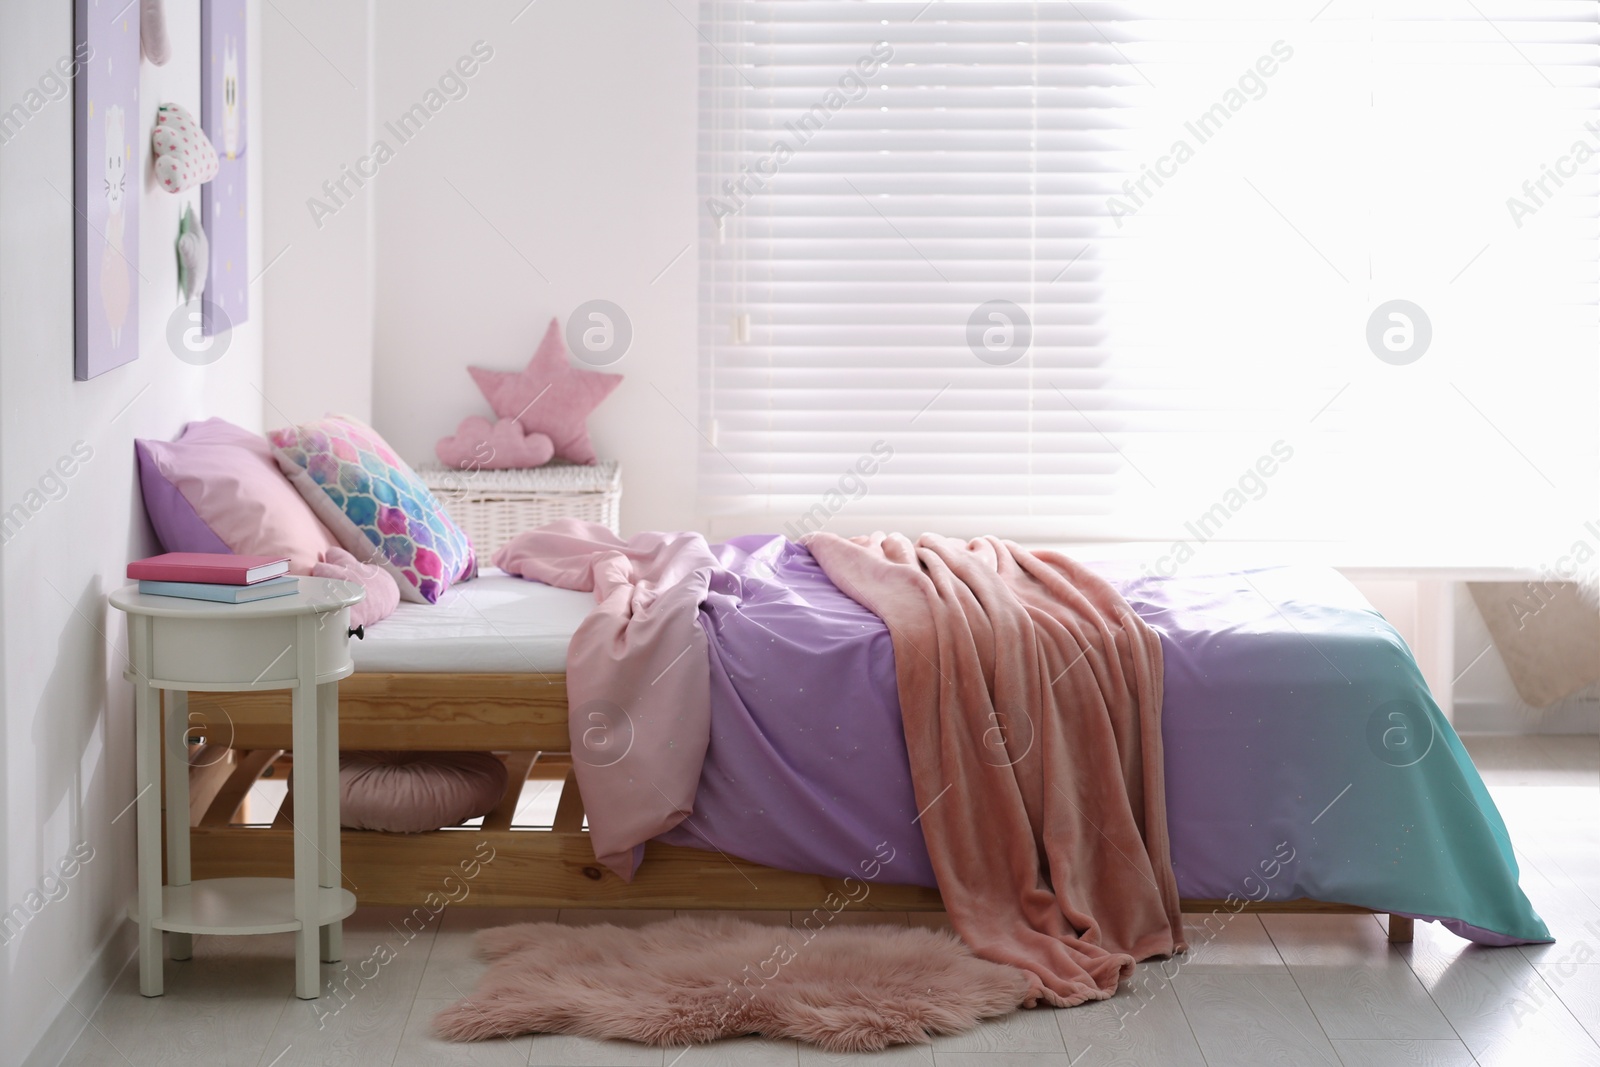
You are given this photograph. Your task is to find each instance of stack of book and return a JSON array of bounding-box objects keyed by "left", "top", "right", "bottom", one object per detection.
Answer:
[{"left": 127, "top": 553, "right": 298, "bottom": 603}]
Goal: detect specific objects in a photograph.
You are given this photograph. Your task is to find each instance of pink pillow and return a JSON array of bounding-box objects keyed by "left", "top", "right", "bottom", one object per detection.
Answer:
[
  {"left": 136, "top": 418, "right": 340, "bottom": 575},
  {"left": 337, "top": 752, "right": 508, "bottom": 833},
  {"left": 312, "top": 547, "right": 400, "bottom": 629}
]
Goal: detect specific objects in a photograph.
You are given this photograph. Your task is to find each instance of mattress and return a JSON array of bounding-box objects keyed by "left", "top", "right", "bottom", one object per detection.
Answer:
[{"left": 352, "top": 567, "right": 592, "bottom": 673}]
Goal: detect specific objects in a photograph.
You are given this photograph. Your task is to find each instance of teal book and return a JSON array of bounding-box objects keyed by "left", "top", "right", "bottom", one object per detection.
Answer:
[{"left": 137, "top": 575, "right": 299, "bottom": 603}]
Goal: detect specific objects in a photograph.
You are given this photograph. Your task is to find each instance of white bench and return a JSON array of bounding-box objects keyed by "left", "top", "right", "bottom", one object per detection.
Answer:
[{"left": 1035, "top": 541, "right": 1547, "bottom": 723}]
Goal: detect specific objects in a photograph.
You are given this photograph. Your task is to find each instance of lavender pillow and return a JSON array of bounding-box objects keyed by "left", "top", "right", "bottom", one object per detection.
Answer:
[{"left": 136, "top": 418, "right": 339, "bottom": 574}]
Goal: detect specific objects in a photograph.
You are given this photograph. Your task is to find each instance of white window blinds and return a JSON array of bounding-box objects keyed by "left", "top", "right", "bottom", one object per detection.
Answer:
[{"left": 698, "top": 1, "right": 1599, "bottom": 556}]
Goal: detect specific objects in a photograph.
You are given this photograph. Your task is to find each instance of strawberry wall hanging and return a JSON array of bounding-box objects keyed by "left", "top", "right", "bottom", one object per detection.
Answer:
[{"left": 151, "top": 102, "right": 219, "bottom": 194}]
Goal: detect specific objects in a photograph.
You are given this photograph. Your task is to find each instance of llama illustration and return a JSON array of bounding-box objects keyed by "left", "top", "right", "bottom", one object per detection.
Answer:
[
  {"left": 222, "top": 37, "right": 240, "bottom": 159},
  {"left": 100, "top": 104, "right": 130, "bottom": 348}
]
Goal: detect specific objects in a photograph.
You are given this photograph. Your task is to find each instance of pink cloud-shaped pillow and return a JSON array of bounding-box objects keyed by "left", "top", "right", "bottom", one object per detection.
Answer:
[
  {"left": 435, "top": 416, "right": 555, "bottom": 470},
  {"left": 152, "top": 103, "right": 219, "bottom": 193},
  {"left": 312, "top": 546, "right": 401, "bottom": 629}
]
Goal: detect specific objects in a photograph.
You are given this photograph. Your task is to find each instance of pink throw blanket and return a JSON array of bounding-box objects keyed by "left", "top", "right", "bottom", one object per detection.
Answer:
[
  {"left": 494, "top": 521, "right": 715, "bottom": 879},
  {"left": 803, "top": 532, "right": 1186, "bottom": 1007}
]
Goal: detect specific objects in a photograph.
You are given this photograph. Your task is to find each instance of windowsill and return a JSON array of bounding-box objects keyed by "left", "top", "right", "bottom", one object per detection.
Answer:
[
  {"left": 1022, "top": 542, "right": 1549, "bottom": 582},
  {"left": 705, "top": 516, "right": 1584, "bottom": 580}
]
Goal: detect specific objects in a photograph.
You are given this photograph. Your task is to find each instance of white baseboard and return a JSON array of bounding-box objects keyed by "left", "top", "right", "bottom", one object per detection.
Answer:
[
  {"left": 20, "top": 922, "right": 136, "bottom": 1067},
  {"left": 1453, "top": 696, "right": 1600, "bottom": 735}
]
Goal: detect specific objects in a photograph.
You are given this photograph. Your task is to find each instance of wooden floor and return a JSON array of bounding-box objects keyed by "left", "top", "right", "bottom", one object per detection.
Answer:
[{"left": 58, "top": 734, "right": 1600, "bottom": 1066}]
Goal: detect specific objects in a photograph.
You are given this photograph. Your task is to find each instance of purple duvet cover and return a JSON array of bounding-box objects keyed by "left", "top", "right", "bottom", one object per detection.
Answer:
[{"left": 649, "top": 535, "right": 1548, "bottom": 945}]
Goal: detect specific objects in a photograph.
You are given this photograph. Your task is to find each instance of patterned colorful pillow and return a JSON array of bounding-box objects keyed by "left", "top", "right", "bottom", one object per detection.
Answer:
[{"left": 268, "top": 415, "right": 475, "bottom": 604}]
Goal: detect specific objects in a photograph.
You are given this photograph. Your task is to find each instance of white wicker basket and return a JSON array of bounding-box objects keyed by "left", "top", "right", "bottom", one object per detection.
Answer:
[{"left": 418, "top": 461, "right": 621, "bottom": 556}]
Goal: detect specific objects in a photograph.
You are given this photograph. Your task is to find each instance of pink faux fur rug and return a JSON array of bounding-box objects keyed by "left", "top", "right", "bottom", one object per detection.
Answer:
[{"left": 433, "top": 916, "right": 1032, "bottom": 1052}]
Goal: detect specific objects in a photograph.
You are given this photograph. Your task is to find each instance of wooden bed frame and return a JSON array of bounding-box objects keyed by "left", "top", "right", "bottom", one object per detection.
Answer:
[{"left": 178, "top": 673, "right": 1414, "bottom": 943}]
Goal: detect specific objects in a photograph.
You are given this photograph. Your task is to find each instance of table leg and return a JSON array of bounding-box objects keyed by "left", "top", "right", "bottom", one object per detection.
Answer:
[
  {"left": 317, "top": 680, "right": 342, "bottom": 964},
  {"left": 163, "top": 690, "right": 192, "bottom": 962},
  {"left": 132, "top": 618, "right": 164, "bottom": 996},
  {"left": 291, "top": 617, "right": 321, "bottom": 999}
]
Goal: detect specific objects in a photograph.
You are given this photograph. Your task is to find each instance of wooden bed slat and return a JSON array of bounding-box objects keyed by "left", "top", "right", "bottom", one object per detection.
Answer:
[
  {"left": 270, "top": 763, "right": 294, "bottom": 830},
  {"left": 186, "top": 745, "right": 234, "bottom": 827},
  {"left": 199, "top": 749, "right": 282, "bottom": 827},
  {"left": 481, "top": 753, "right": 539, "bottom": 832},
  {"left": 528, "top": 752, "right": 573, "bottom": 780},
  {"left": 551, "top": 769, "right": 585, "bottom": 833}
]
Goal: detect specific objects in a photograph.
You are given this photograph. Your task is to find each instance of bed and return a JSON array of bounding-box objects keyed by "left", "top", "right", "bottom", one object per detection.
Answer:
[{"left": 180, "top": 552, "right": 1550, "bottom": 948}]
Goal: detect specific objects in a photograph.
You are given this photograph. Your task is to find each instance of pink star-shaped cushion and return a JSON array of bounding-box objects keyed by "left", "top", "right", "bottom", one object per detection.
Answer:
[{"left": 468, "top": 318, "right": 623, "bottom": 465}]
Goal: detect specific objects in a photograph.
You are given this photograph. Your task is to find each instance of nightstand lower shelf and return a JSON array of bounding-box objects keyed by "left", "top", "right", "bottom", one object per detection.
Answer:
[{"left": 125, "top": 877, "right": 357, "bottom": 936}]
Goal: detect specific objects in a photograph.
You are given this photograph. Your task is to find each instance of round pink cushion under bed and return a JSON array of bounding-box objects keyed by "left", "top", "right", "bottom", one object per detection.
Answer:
[{"left": 336, "top": 751, "right": 508, "bottom": 833}]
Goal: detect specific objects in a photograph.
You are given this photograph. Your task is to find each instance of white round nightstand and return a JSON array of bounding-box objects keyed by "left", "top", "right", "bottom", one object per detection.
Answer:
[{"left": 110, "top": 578, "right": 366, "bottom": 1000}]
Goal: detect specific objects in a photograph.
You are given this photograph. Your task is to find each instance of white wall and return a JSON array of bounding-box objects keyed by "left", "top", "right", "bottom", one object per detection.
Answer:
[
  {"left": 0, "top": 2, "right": 265, "bottom": 1063},
  {"left": 260, "top": 0, "right": 374, "bottom": 426},
  {"left": 370, "top": 0, "right": 700, "bottom": 535}
]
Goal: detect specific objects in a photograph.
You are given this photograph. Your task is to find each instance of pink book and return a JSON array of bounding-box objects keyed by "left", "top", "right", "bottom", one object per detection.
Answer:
[{"left": 127, "top": 552, "right": 291, "bottom": 585}]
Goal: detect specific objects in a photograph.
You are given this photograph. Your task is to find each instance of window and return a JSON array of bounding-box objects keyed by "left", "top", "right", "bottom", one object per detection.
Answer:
[{"left": 698, "top": 1, "right": 1598, "bottom": 559}]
